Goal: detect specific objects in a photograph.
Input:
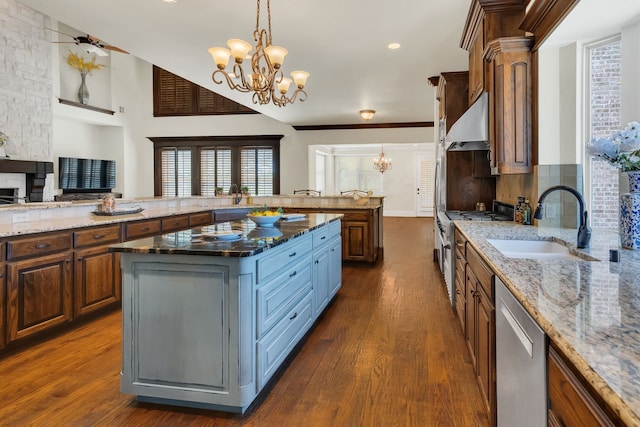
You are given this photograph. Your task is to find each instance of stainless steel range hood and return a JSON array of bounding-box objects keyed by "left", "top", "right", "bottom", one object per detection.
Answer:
[{"left": 446, "top": 93, "right": 489, "bottom": 151}]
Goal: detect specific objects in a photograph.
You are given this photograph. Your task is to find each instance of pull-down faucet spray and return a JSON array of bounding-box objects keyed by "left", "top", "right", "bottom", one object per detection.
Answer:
[{"left": 533, "top": 185, "right": 591, "bottom": 248}]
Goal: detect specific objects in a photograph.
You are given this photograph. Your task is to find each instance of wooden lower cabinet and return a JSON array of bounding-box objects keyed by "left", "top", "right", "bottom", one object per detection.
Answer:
[
  {"left": 456, "top": 226, "right": 496, "bottom": 426},
  {"left": 285, "top": 207, "right": 381, "bottom": 263},
  {"left": 6, "top": 251, "right": 73, "bottom": 342},
  {"left": 74, "top": 245, "right": 121, "bottom": 317},
  {"left": 0, "top": 261, "right": 5, "bottom": 349},
  {"left": 548, "top": 344, "right": 620, "bottom": 427}
]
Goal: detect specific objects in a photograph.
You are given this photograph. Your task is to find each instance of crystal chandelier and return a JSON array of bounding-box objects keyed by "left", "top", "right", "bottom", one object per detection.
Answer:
[
  {"left": 373, "top": 145, "right": 392, "bottom": 174},
  {"left": 208, "top": 0, "right": 309, "bottom": 107}
]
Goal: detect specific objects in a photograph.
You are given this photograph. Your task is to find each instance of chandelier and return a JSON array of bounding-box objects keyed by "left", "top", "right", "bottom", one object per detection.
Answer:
[
  {"left": 373, "top": 145, "right": 392, "bottom": 174},
  {"left": 208, "top": 0, "right": 309, "bottom": 107}
]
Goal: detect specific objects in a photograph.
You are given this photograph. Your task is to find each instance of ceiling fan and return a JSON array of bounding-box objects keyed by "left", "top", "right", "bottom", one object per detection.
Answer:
[{"left": 48, "top": 28, "right": 128, "bottom": 56}]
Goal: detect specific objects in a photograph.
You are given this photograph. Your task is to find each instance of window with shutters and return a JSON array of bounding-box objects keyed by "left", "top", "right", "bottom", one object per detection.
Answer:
[
  {"left": 161, "top": 148, "right": 192, "bottom": 196},
  {"left": 153, "top": 66, "right": 259, "bottom": 117},
  {"left": 151, "top": 136, "right": 281, "bottom": 197}
]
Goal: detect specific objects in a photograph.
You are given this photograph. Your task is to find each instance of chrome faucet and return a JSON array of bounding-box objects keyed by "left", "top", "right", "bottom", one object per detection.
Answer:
[
  {"left": 229, "top": 183, "right": 242, "bottom": 205},
  {"left": 533, "top": 185, "right": 592, "bottom": 248}
]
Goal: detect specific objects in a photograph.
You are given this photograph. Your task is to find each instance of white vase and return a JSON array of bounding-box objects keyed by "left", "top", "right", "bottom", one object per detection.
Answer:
[{"left": 620, "top": 171, "right": 640, "bottom": 249}]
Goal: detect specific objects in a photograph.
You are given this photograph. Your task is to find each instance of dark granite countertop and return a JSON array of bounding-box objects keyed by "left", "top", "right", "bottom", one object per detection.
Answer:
[{"left": 109, "top": 213, "right": 342, "bottom": 258}]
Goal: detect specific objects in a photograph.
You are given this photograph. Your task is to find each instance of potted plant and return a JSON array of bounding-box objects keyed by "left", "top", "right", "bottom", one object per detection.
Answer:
[
  {"left": 215, "top": 187, "right": 224, "bottom": 196},
  {"left": 241, "top": 186, "right": 250, "bottom": 195}
]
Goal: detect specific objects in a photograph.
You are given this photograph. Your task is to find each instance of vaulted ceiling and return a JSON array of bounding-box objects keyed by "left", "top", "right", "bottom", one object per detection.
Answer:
[{"left": 18, "top": 0, "right": 472, "bottom": 127}]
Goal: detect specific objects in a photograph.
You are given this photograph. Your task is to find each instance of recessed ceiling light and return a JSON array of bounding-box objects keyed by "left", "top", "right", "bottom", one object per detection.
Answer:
[
  {"left": 388, "top": 43, "right": 401, "bottom": 50},
  {"left": 162, "top": 0, "right": 177, "bottom": 3}
]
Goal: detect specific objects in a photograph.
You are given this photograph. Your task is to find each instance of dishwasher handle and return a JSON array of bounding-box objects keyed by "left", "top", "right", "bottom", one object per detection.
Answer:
[{"left": 499, "top": 299, "right": 534, "bottom": 358}]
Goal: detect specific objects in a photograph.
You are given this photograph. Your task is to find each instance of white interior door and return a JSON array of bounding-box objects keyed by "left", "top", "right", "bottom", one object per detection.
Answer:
[{"left": 416, "top": 151, "right": 435, "bottom": 217}]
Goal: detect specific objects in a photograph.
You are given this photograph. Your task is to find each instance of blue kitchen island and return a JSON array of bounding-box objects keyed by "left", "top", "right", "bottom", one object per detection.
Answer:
[{"left": 110, "top": 213, "right": 342, "bottom": 413}]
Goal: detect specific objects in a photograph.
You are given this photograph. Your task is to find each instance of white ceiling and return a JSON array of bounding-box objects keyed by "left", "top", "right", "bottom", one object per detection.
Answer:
[
  {"left": 543, "top": 0, "right": 640, "bottom": 47},
  {"left": 18, "top": 0, "right": 473, "bottom": 127}
]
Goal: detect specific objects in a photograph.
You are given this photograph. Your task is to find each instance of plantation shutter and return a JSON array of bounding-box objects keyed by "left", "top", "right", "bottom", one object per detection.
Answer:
[
  {"left": 200, "top": 148, "right": 232, "bottom": 195},
  {"left": 161, "top": 148, "right": 192, "bottom": 196},
  {"left": 241, "top": 147, "right": 273, "bottom": 196}
]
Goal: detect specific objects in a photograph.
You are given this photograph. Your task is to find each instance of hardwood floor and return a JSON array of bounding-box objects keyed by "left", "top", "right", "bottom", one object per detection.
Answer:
[{"left": 0, "top": 217, "right": 489, "bottom": 426}]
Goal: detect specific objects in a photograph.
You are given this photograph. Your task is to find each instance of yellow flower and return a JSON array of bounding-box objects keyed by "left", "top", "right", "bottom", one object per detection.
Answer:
[{"left": 65, "top": 51, "right": 105, "bottom": 74}]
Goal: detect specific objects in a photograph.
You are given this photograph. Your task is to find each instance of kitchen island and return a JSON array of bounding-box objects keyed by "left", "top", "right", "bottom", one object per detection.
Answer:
[
  {"left": 110, "top": 213, "right": 342, "bottom": 413},
  {"left": 454, "top": 221, "right": 640, "bottom": 426}
]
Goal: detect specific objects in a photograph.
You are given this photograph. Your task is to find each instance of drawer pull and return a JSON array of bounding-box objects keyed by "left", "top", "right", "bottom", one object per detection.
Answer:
[
  {"left": 289, "top": 312, "right": 298, "bottom": 320},
  {"left": 35, "top": 243, "right": 50, "bottom": 250},
  {"left": 289, "top": 252, "right": 296, "bottom": 257},
  {"left": 93, "top": 234, "right": 106, "bottom": 240},
  {"left": 321, "top": 236, "right": 326, "bottom": 240},
  {"left": 289, "top": 271, "right": 297, "bottom": 278},
  {"left": 140, "top": 227, "right": 149, "bottom": 232}
]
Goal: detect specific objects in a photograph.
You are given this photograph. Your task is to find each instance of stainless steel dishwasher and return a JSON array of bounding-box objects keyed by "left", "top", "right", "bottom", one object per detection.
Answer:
[{"left": 496, "top": 277, "right": 547, "bottom": 426}]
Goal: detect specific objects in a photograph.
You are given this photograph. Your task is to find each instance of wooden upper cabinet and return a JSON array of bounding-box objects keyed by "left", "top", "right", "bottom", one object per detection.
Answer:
[
  {"left": 460, "top": 0, "right": 527, "bottom": 105},
  {"left": 436, "top": 72, "right": 469, "bottom": 133},
  {"left": 485, "top": 37, "right": 534, "bottom": 175},
  {"left": 153, "top": 66, "right": 258, "bottom": 117}
]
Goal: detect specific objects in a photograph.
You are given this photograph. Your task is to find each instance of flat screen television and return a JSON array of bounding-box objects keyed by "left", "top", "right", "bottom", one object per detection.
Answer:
[{"left": 58, "top": 156, "right": 116, "bottom": 193}]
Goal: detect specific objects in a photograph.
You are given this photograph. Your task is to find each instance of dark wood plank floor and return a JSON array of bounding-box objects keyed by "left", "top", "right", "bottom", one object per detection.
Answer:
[{"left": 0, "top": 217, "right": 489, "bottom": 426}]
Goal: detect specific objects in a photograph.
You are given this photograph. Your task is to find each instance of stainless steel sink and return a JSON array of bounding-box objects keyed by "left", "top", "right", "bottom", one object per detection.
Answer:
[{"left": 487, "top": 238, "right": 594, "bottom": 261}]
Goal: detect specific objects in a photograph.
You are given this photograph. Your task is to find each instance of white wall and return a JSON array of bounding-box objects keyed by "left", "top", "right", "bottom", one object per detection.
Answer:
[
  {"left": 538, "top": 43, "right": 582, "bottom": 165},
  {"left": 2, "top": 1, "right": 435, "bottom": 216},
  {"left": 621, "top": 21, "right": 640, "bottom": 124}
]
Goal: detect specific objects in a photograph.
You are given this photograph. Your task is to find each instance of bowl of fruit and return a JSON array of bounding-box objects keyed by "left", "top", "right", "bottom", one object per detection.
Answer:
[{"left": 247, "top": 207, "right": 283, "bottom": 227}]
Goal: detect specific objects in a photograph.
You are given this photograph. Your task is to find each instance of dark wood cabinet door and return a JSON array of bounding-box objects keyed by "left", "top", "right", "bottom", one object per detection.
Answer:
[
  {"left": 485, "top": 37, "right": 534, "bottom": 175},
  {"left": 6, "top": 252, "right": 73, "bottom": 342},
  {"left": 74, "top": 245, "right": 120, "bottom": 317},
  {"left": 465, "top": 268, "right": 477, "bottom": 369},
  {"left": 342, "top": 220, "right": 371, "bottom": 262},
  {"left": 477, "top": 285, "right": 495, "bottom": 425},
  {"left": 548, "top": 345, "right": 617, "bottom": 427}
]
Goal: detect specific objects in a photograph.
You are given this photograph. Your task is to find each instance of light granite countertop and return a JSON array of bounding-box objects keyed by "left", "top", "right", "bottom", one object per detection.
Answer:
[{"left": 454, "top": 221, "right": 640, "bottom": 426}]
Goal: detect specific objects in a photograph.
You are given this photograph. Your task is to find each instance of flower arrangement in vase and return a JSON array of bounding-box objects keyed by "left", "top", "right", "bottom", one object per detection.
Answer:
[
  {"left": 589, "top": 121, "right": 640, "bottom": 249},
  {"left": 65, "top": 51, "right": 105, "bottom": 105}
]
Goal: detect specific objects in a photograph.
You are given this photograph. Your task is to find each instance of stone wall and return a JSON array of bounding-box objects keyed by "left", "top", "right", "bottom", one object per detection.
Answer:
[{"left": 0, "top": 0, "right": 52, "bottom": 161}]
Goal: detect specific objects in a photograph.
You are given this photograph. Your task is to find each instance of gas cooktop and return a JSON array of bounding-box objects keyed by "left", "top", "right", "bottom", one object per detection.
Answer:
[{"left": 445, "top": 201, "right": 515, "bottom": 222}]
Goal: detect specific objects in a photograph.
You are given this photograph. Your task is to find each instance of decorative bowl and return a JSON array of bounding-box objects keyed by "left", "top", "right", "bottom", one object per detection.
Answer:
[{"left": 247, "top": 214, "right": 281, "bottom": 227}]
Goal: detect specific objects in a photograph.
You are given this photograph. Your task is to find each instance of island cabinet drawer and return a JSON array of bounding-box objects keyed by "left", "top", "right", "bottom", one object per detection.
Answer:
[
  {"left": 161, "top": 215, "right": 190, "bottom": 233},
  {"left": 257, "top": 258, "right": 312, "bottom": 338},
  {"left": 73, "top": 224, "right": 122, "bottom": 248},
  {"left": 189, "top": 211, "right": 212, "bottom": 227},
  {"left": 467, "top": 245, "right": 493, "bottom": 299},
  {"left": 7, "top": 232, "right": 72, "bottom": 260},
  {"left": 312, "top": 225, "right": 329, "bottom": 248},
  {"left": 124, "top": 219, "right": 162, "bottom": 241},
  {"left": 257, "top": 235, "right": 312, "bottom": 282},
  {"left": 328, "top": 220, "right": 341, "bottom": 238},
  {"left": 256, "top": 294, "right": 313, "bottom": 389}
]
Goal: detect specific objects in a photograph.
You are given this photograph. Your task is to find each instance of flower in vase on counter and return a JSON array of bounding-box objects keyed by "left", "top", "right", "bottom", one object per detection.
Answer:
[
  {"left": 65, "top": 51, "right": 105, "bottom": 74},
  {"left": 588, "top": 121, "right": 640, "bottom": 171}
]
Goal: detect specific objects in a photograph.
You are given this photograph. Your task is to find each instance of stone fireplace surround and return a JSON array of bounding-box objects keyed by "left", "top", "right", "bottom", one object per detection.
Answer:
[{"left": 0, "top": 160, "right": 54, "bottom": 203}]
